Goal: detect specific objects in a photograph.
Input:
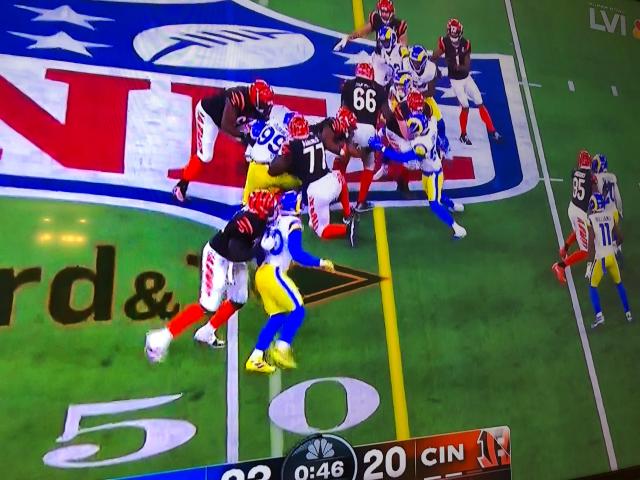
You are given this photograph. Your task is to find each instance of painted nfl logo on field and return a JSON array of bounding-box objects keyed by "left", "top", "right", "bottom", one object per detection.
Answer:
[{"left": 133, "top": 24, "right": 315, "bottom": 69}]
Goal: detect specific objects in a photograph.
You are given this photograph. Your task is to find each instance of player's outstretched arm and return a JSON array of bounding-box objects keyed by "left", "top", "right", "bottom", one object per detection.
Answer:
[
  {"left": 369, "top": 136, "right": 420, "bottom": 164},
  {"left": 288, "top": 228, "right": 322, "bottom": 268},
  {"left": 334, "top": 22, "right": 373, "bottom": 51}
]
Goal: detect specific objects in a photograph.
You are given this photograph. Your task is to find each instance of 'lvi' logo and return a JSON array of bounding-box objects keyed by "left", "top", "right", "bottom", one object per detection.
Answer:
[{"left": 589, "top": 6, "right": 639, "bottom": 39}]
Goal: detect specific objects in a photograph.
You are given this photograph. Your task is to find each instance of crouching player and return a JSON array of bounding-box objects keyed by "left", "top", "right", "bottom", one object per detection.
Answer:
[
  {"left": 246, "top": 191, "right": 335, "bottom": 373},
  {"left": 145, "top": 190, "right": 277, "bottom": 362},
  {"left": 369, "top": 112, "right": 466, "bottom": 238},
  {"left": 242, "top": 105, "right": 301, "bottom": 204},
  {"left": 586, "top": 193, "right": 632, "bottom": 328}
]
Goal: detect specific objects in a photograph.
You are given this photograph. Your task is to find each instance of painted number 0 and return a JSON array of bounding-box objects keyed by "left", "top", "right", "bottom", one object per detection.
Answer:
[
  {"left": 268, "top": 377, "right": 380, "bottom": 434},
  {"left": 42, "top": 394, "right": 196, "bottom": 468}
]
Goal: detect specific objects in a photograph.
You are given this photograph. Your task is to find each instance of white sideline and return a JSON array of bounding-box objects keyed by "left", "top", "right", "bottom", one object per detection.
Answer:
[
  {"left": 226, "top": 312, "right": 239, "bottom": 463},
  {"left": 504, "top": 0, "right": 617, "bottom": 470}
]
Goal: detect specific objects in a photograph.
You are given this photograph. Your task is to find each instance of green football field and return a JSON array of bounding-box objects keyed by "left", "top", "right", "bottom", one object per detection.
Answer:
[{"left": 1, "top": 1, "right": 639, "bottom": 479}]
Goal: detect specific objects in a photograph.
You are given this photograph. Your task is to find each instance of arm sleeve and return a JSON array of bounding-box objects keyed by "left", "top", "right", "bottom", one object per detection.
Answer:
[
  {"left": 288, "top": 228, "right": 321, "bottom": 268},
  {"left": 382, "top": 145, "right": 421, "bottom": 163}
]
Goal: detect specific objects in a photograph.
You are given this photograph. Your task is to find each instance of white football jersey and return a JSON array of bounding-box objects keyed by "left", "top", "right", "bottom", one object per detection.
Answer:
[
  {"left": 594, "top": 172, "right": 622, "bottom": 215},
  {"left": 589, "top": 209, "right": 618, "bottom": 260},
  {"left": 381, "top": 45, "right": 410, "bottom": 80},
  {"left": 411, "top": 61, "right": 437, "bottom": 92},
  {"left": 411, "top": 116, "right": 441, "bottom": 173},
  {"left": 263, "top": 214, "right": 301, "bottom": 271},
  {"left": 245, "top": 105, "right": 292, "bottom": 164}
]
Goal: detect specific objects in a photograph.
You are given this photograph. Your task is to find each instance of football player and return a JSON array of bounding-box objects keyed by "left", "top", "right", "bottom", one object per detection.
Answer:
[
  {"left": 334, "top": 0, "right": 408, "bottom": 85},
  {"left": 369, "top": 112, "right": 466, "bottom": 238},
  {"left": 172, "top": 80, "right": 275, "bottom": 201},
  {"left": 375, "top": 27, "right": 411, "bottom": 87},
  {"left": 246, "top": 190, "right": 335, "bottom": 373},
  {"left": 338, "top": 63, "right": 388, "bottom": 211},
  {"left": 145, "top": 190, "right": 277, "bottom": 363},
  {"left": 430, "top": 19, "right": 501, "bottom": 145},
  {"left": 586, "top": 193, "right": 631, "bottom": 328},
  {"left": 269, "top": 114, "right": 358, "bottom": 246},
  {"left": 242, "top": 105, "right": 302, "bottom": 204},
  {"left": 553, "top": 150, "right": 593, "bottom": 284},
  {"left": 592, "top": 153, "right": 623, "bottom": 264},
  {"left": 409, "top": 45, "right": 450, "bottom": 154}
]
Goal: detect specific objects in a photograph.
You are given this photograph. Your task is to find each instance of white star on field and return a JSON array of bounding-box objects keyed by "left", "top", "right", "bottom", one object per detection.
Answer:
[
  {"left": 8, "top": 31, "right": 110, "bottom": 56},
  {"left": 14, "top": 4, "right": 113, "bottom": 30}
]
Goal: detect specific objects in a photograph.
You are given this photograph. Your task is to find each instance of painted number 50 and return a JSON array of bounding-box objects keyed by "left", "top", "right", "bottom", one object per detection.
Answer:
[{"left": 43, "top": 394, "right": 196, "bottom": 468}]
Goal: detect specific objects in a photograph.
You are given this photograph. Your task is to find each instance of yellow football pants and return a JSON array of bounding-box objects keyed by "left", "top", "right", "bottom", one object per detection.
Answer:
[
  {"left": 255, "top": 264, "right": 304, "bottom": 316},
  {"left": 242, "top": 162, "right": 301, "bottom": 204},
  {"left": 421, "top": 170, "right": 444, "bottom": 203},
  {"left": 590, "top": 254, "right": 621, "bottom": 287}
]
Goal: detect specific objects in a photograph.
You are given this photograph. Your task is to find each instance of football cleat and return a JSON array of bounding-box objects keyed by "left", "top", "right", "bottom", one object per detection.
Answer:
[
  {"left": 194, "top": 323, "right": 225, "bottom": 349},
  {"left": 489, "top": 131, "right": 502, "bottom": 142},
  {"left": 355, "top": 201, "right": 374, "bottom": 213},
  {"left": 172, "top": 180, "right": 189, "bottom": 202},
  {"left": 591, "top": 313, "right": 605, "bottom": 329},
  {"left": 270, "top": 343, "right": 297, "bottom": 369},
  {"left": 449, "top": 202, "right": 464, "bottom": 213},
  {"left": 452, "top": 222, "right": 467, "bottom": 239},
  {"left": 459, "top": 134, "right": 472, "bottom": 145},
  {"left": 145, "top": 328, "right": 172, "bottom": 363},
  {"left": 245, "top": 353, "right": 276, "bottom": 374},
  {"left": 552, "top": 263, "right": 566, "bottom": 284},
  {"left": 626, "top": 311, "right": 633, "bottom": 322}
]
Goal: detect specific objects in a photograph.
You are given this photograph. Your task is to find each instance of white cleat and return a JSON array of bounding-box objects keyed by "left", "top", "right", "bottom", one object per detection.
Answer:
[
  {"left": 449, "top": 202, "right": 465, "bottom": 213},
  {"left": 452, "top": 222, "right": 467, "bottom": 239},
  {"left": 194, "top": 322, "right": 225, "bottom": 348},
  {"left": 145, "top": 328, "right": 172, "bottom": 363},
  {"left": 591, "top": 313, "right": 605, "bottom": 329},
  {"left": 626, "top": 311, "right": 633, "bottom": 322}
]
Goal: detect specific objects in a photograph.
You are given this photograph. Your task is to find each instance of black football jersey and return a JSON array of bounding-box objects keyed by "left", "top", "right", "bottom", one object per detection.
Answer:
[
  {"left": 570, "top": 168, "right": 593, "bottom": 212},
  {"left": 285, "top": 133, "right": 329, "bottom": 186},
  {"left": 209, "top": 209, "right": 266, "bottom": 262},
  {"left": 370, "top": 11, "right": 408, "bottom": 54},
  {"left": 438, "top": 36, "right": 471, "bottom": 80},
  {"left": 200, "top": 86, "right": 263, "bottom": 127},
  {"left": 341, "top": 78, "right": 387, "bottom": 126}
]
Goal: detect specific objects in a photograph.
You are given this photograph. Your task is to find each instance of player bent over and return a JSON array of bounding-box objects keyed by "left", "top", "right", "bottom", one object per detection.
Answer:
[
  {"left": 431, "top": 19, "right": 500, "bottom": 145},
  {"left": 246, "top": 191, "right": 335, "bottom": 373},
  {"left": 172, "top": 80, "right": 275, "bottom": 202},
  {"left": 553, "top": 150, "right": 593, "bottom": 284},
  {"left": 586, "top": 193, "right": 631, "bottom": 328},
  {"left": 145, "top": 190, "right": 277, "bottom": 363},
  {"left": 369, "top": 112, "right": 466, "bottom": 238},
  {"left": 270, "top": 113, "right": 358, "bottom": 246},
  {"left": 242, "top": 105, "right": 301, "bottom": 204}
]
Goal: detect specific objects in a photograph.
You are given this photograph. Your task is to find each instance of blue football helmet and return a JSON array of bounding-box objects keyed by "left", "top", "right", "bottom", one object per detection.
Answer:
[
  {"left": 588, "top": 193, "right": 606, "bottom": 213},
  {"left": 278, "top": 190, "right": 302, "bottom": 215},
  {"left": 591, "top": 153, "right": 608, "bottom": 173},
  {"left": 392, "top": 70, "right": 412, "bottom": 101},
  {"left": 378, "top": 26, "right": 397, "bottom": 52},
  {"left": 407, "top": 113, "right": 428, "bottom": 138},
  {"left": 409, "top": 45, "right": 428, "bottom": 75}
]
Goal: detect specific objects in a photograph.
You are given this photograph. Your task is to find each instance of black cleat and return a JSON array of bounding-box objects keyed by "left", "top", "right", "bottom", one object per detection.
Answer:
[
  {"left": 459, "top": 134, "right": 472, "bottom": 146},
  {"left": 172, "top": 180, "right": 189, "bottom": 202},
  {"left": 355, "top": 201, "right": 374, "bottom": 213}
]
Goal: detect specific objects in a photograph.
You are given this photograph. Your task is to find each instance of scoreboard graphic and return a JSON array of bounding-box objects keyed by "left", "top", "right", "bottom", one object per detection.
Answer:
[{"left": 121, "top": 427, "right": 511, "bottom": 480}]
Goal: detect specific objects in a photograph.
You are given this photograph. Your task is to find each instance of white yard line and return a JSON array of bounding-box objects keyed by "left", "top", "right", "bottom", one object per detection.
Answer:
[
  {"left": 519, "top": 81, "right": 542, "bottom": 88},
  {"left": 540, "top": 177, "right": 564, "bottom": 182},
  {"left": 226, "top": 312, "right": 239, "bottom": 463},
  {"left": 568, "top": 80, "right": 575, "bottom": 92},
  {"left": 504, "top": 0, "right": 618, "bottom": 471},
  {"left": 269, "top": 371, "right": 284, "bottom": 457},
  {"left": 611, "top": 85, "right": 618, "bottom": 97}
]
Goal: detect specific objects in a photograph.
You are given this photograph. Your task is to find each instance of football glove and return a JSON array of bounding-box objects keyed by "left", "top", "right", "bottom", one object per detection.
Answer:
[
  {"left": 368, "top": 135, "right": 384, "bottom": 152},
  {"left": 333, "top": 35, "right": 349, "bottom": 52},
  {"left": 320, "top": 259, "right": 335, "bottom": 272}
]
